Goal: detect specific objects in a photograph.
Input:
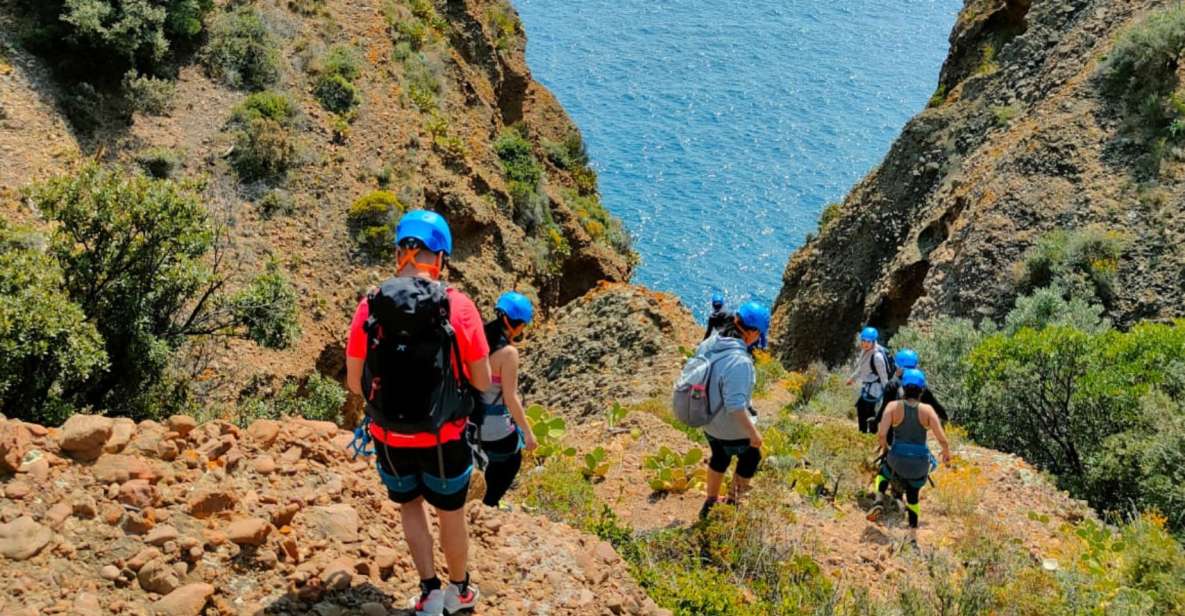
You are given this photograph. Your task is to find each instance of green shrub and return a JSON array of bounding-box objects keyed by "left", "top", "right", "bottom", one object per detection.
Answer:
[
  {"left": 230, "top": 261, "right": 300, "bottom": 349},
  {"left": 27, "top": 164, "right": 220, "bottom": 418},
  {"left": 0, "top": 223, "right": 107, "bottom": 424},
  {"left": 134, "top": 147, "right": 183, "bottom": 179},
  {"left": 525, "top": 404, "right": 576, "bottom": 460},
  {"left": 408, "top": 0, "right": 447, "bottom": 31},
  {"left": 237, "top": 372, "right": 345, "bottom": 427},
  {"left": 543, "top": 132, "right": 589, "bottom": 170},
  {"left": 1015, "top": 227, "right": 1127, "bottom": 305},
  {"left": 580, "top": 446, "right": 610, "bottom": 480},
  {"left": 516, "top": 457, "right": 603, "bottom": 527},
  {"left": 1100, "top": 5, "right": 1185, "bottom": 137},
  {"left": 404, "top": 52, "right": 441, "bottom": 112},
  {"left": 257, "top": 189, "right": 296, "bottom": 218},
  {"left": 965, "top": 322, "right": 1185, "bottom": 511},
  {"left": 346, "top": 190, "right": 403, "bottom": 261},
  {"left": 495, "top": 127, "right": 543, "bottom": 186},
  {"left": 17, "top": 0, "right": 211, "bottom": 80},
  {"left": 486, "top": 2, "right": 520, "bottom": 51},
  {"left": 817, "top": 202, "right": 842, "bottom": 231},
  {"left": 228, "top": 91, "right": 299, "bottom": 182},
  {"left": 752, "top": 349, "right": 787, "bottom": 397},
  {"left": 565, "top": 190, "right": 631, "bottom": 253},
  {"left": 314, "top": 73, "right": 359, "bottom": 114},
  {"left": 287, "top": 0, "right": 325, "bottom": 16},
  {"left": 122, "top": 70, "right": 175, "bottom": 115},
  {"left": 992, "top": 104, "right": 1020, "bottom": 126},
  {"left": 893, "top": 316, "right": 994, "bottom": 420},
  {"left": 1003, "top": 285, "right": 1109, "bottom": 334},
  {"left": 201, "top": 6, "right": 281, "bottom": 90}
]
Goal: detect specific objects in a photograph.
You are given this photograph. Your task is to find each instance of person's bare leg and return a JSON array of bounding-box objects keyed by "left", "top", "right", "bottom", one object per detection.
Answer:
[
  {"left": 705, "top": 469, "right": 724, "bottom": 500},
  {"left": 400, "top": 498, "right": 436, "bottom": 579},
  {"left": 437, "top": 507, "right": 469, "bottom": 582},
  {"left": 729, "top": 476, "right": 751, "bottom": 502}
]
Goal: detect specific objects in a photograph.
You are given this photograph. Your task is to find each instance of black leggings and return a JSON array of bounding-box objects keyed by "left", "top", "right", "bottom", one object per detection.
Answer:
[
  {"left": 707, "top": 437, "right": 761, "bottom": 479},
  {"left": 856, "top": 397, "right": 878, "bottom": 434},
  {"left": 877, "top": 473, "right": 921, "bottom": 528},
  {"left": 481, "top": 431, "right": 522, "bottom": 507}
]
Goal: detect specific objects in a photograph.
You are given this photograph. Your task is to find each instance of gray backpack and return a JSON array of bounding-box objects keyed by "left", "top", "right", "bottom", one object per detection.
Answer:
[{"left": 672, "top": 347, "right": 721, "bottom": 427}]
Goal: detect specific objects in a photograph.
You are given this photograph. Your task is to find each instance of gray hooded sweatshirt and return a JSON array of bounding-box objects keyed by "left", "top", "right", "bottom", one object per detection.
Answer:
[{"left": 694, "top": 334, "right": 757, "bottom": 441}]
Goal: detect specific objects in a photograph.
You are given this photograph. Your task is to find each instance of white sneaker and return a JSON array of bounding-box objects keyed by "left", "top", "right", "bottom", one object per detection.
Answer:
[
  {"left": 410, "top": 588, "right": 445, "bottom": 616},
  {"left": 444, "top": 580, "right": 480, "bottom": 614}
]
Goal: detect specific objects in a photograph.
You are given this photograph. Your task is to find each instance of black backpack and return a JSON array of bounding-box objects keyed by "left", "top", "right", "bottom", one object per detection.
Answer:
[
  {"left": 869, "top": 344, "right": 896, "bottom": 381},
  {"left": 361, "top": 277, "right": 475, "bottom": 433}
]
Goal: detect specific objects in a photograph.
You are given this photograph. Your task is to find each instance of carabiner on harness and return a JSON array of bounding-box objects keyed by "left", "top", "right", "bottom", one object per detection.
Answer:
[{"left": 347, "top": 416, "right": 376, "bottom": 459}]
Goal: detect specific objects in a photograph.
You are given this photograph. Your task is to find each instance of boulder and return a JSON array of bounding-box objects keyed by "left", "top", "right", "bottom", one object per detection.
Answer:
[
  {"left": 0, "top": 422, "right": 29, "bottom": 473},
  {"left": 92, "top": 453, "right": 159, "bottom": 484},
  {"left": 104, "top": 418, "right": 136, "bottom": 453},
  {"left": 246, "top": 420, "right": 281, "bottom": 447},
  {"left": 300, "top": 504, "right": 359, "bottom": 543},
  {"left": 166, "top": 416, "right": 197, "bottom": 438},
  {"left": 58, "top": 415, "right": 113, "bottom": 461},
  {"left": 145, "top": 524, "right": 179, "bottom": 547},
  {"left": 0, "top": 516, "right": 52, "bottom": 560},
  {"left": 152, "top": 583, "right": 214, "bottom": 616},
  {"left": 225, "top": 517, "right": 271, "bottom": 546},
  {"left": 138, "top": 557, "right": 180, "bottom": 594},
  {"left": 186, "top": 488, "right": 237, "bottom": 519},
  {"left": 118, "top": 479, "right": 158, "bottom": 509}
]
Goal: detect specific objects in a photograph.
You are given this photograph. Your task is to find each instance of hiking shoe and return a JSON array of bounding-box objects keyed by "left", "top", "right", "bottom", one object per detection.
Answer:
[
  {"left": 866, "top": 504, "right": 884, "bottom": 523},
  {"left": 444, "top": 581, "right": 479, "bottom": 614},
  {"left": 410, "top": 588, "right": 445, "bottom": 616},
  {"left": 698, "top": 497, "right": 717, "bottom": 520}
]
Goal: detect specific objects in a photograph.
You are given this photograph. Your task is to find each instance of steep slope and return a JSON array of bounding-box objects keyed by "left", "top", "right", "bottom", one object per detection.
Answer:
[
  {"left": 0, "top": 0, "right": 632, "bottom": 404},
  {"left": 771, "top": 0, "right": 1185, "bottom": 367}
]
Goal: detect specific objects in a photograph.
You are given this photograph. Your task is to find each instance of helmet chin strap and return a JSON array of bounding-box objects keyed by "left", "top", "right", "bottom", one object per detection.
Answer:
[
  {"left": 397, "top": 247, "right": 443, "bottom": 279},
  {"left": 503, "top": 316, "right": 526, "bottom": 343}
]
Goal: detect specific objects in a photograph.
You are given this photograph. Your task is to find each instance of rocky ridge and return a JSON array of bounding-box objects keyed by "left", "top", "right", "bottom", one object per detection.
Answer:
[
  {"left": 0, "top": 412, "right": 665, "bottom": 616},
  {"left": 771, "top": 0, "right": 1185, "bottom": 367}
]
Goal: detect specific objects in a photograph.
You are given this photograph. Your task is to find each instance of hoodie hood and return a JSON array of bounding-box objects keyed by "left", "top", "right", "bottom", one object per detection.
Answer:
[{"left": 703, "top": 333, "right": 750, "bottom": 356}]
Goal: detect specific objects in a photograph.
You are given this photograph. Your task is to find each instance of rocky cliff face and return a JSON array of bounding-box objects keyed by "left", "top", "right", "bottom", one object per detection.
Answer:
[
  {"left": 771, "top": 0, "right": 1185, "bottom": 367},
  {"left": 0, "top": 0, "right": 631, "bottom": 399}
]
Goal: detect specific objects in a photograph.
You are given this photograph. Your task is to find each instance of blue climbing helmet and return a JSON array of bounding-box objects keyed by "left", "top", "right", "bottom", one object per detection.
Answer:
[
  {"left": 736, "top": 301, "right": 772, "bottom": 335},
  {"left": 495, "top": 291, "right": 535, "bottom": 324},
  {"left": 395, "top": 210, "right": 452, "bottom": 255},
  {"left": 901, "top": 368, "right": 927, "bottom": 390},
  {"left": 895, "top": 348, "right": 919, "bottom": 370},
  {"left": 711, "top": 292, "right": 724, "bottom": 309},
  {"left": 859, "top": 326, "right": 879, "bottom": 342}
]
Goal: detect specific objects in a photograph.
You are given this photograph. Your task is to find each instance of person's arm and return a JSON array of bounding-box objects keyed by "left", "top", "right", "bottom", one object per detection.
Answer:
[
  {"left": 733, "top": 411, "right": 762, "bottom": 449},
  {"left": 344, "top": 300, "right": 368, "bottom": 396},
  {"left": 846, "top": 350, "right": 863, "bottom": 385},
  {"left": 499, "top": 348, "right": 536, "bottom": 450},
  {"left": 924, "top": 405, "right": 952, "bottom": 464},
  {"left": 467, "top": 357, "right": 491, "bottom": 392},
  {"left": 346, "top": 357, "right": 364, "bottom": 396},
  {"left": 877, "top": 401, "right": 894, "bottom": 452}
]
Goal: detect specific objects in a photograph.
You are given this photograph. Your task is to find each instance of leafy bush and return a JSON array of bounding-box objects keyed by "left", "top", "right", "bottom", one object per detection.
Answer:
[
  {"left": 202, "top": 6, "right": 281, "bottom": 90},
  {"left": 122, "top": 70, "right": 175, "bottom": 115},
  {"left": 629, "top": 397, "right": 706, "bottom": 444},
  {"left": 486, "top": 1, "right": 520, "bottom": 52},
  {"left": 516, "top": 457, "right": 604, "bottom": 527},
  {"left": 404, "top": 52, "right": 440, "bottom": 112},
  {"left": 425, "top": 111, "right": 468, "bottom": 161},
  {"left": 817, "top": 202, "right": 842, "bottom": 232},
  {"left": 17, "top": 0, "right": 211, "bottom": 80},
  {"left": 580, "top": 446, "right": 610, "bottom": 480},
  {"left": 0, "top": 223, "right": 107, "bottom": 424},
  {"left": 237, "top": 372, "right": 346, "bottom": 427},
  {"left": 965, "top": 322, "right": 1185, "bottom": 517},
  {"left": 27, "top": 164, "right": 222, "bottom": 418},
  {"left": 781, "top": 362, "right": 829, "bottom": 408},
  {"left": 644, "top": 446, "right": 706, "bottom": 494},
  {"left": 930, "top": 459, "right": 985, "bottom": 517},
  {"left": 1100, "top": 5, "right": 1185, "bottom": 139},
  {"left": 1002, "top": 285, "right": 1109, "bottom": 334},
  {"left": 543, "top": 132, "right": 589, "bottom": 171},
  {"left": 346, "top": 190, "right": 403, "bottom": 261},
  {"left": 1014, "top": 227, "right": 1127, "bottom": 306},
  {"left": 892, "top": 316, "right": 993, "bottom": 421},
  {"left": 525, "top": 404, "right": 575, "bottom": 460},
  {"left": 606, "top": 401, "right": 629, "bottom": 429},
  {"left": 752, "top": 350, "right": 787, "bottom": 397},
  {"left": 257, "top": 189, "right": 296, "bottom": 218},
  {"left": 228, "top": 91, "right": 299, "bottom": 182},
  {"left": 134, "top": 147, "right": 183, "bottom": 179},
  {"left": 312, "top": 45, "right": 361, "bottom": 115},
  {"left": 230, "top": 261, "right": 300, "bottom": 349},
  {"left": 495, "top": 127, "right": 543, "bottom": 186}
]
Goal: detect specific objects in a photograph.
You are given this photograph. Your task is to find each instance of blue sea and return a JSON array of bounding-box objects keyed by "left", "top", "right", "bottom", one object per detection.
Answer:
[{"left": 514, "top": 1, "right": 959, "bottom": 319}]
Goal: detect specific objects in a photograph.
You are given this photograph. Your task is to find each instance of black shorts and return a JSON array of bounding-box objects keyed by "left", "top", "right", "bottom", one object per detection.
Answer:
[
  {"left": 374, "top": 438, "right": 473, "bottom": 511},
  {"left": 706, "top": 435, "right": 762, "bottom": 478}
]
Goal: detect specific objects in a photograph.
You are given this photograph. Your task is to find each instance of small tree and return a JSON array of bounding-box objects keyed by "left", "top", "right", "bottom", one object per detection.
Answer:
[
  {"left": 0, "top": 223, "right": 107, "bottom": 423},
  {"left": 230, "top": 261, "right": 300, "bottom": 349},
  {"left": 201, "top": 6, "right": 281, "bottom": 90},
  {"left": 28, "top": 164, "right": 226, "bottom": 417}
]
